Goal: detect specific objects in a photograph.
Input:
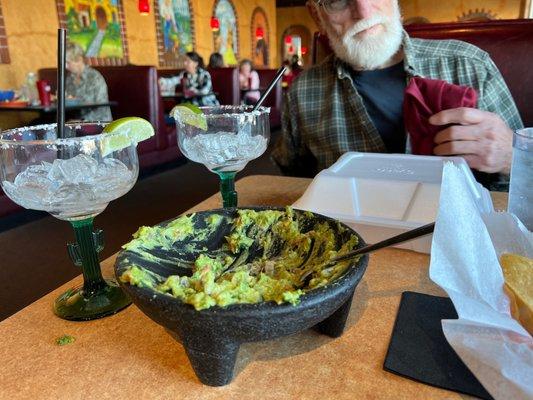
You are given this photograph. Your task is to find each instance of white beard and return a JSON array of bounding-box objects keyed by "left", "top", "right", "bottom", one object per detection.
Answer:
[{"left": 324, "top": 5, "right": 403, "bottom": 70}]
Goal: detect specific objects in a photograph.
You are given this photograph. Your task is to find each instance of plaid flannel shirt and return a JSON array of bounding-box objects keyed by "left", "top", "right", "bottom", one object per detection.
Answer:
[{"left": 272, "top": 32, "right": 523, "bottom": 189}]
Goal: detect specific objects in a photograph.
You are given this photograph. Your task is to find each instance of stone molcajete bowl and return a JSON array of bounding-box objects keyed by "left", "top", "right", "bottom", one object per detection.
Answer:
[{"left": 114, "top": 207, "right": 368, "bottom": 386}]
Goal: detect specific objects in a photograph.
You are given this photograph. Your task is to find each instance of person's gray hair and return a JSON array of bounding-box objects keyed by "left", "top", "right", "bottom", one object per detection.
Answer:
[{"left": 66, "top": 42, "right": 85, "bottom": 62}]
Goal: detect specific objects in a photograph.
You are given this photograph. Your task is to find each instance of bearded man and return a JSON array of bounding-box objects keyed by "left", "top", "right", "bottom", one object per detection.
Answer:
[{"left": 272, "top": 0, "right": 523, "bottom": 189}]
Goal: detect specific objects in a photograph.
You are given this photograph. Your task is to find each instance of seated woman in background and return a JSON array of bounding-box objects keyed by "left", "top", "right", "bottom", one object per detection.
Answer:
[
  {"left": 65, "top": 42, "right": 112, "bottom": 121},
  {"left": 238, "top": 59, "right": 260, "bottom": 105},
  {"left": 159, "top": 52, "right": 219, "bottom": 107},
  {"left": 208, "top": 52, "right": 225, "bottom": 69}
]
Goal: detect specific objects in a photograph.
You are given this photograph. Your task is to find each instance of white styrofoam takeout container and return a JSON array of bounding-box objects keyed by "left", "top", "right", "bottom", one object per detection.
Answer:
[{"left": 292, "top": 152, "right": 493, "bottom": 253}]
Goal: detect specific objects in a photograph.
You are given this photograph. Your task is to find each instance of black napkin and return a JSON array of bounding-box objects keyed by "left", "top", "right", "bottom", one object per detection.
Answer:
[{"left": 384, "top": 291, "right": 493, "bottom": 400}]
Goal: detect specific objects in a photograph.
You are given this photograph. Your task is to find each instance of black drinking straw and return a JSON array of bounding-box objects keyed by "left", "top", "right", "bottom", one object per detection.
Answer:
[
  {"left": 252, "top": 66, "right": 287, "bottom": 112},
  {"left": 57, "top": 28, "right": 67, "bottom": 139}
]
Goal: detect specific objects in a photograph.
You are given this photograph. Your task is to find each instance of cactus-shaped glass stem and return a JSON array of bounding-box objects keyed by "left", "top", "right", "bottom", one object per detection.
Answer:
[
  {"left": 218, "top": 171, "right": 238, "bottom": 208},
  {"left": 54, "top": 217, "right": 131, "bottom": 321}
]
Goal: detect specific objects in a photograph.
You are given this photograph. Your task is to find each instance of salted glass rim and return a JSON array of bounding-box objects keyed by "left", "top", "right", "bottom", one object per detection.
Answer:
[
  {"left": 0, "top": 122, "right": 120, "bottom": 146},
  {"left": 197, "top": 105, "right": 270, "bottom": 119}
]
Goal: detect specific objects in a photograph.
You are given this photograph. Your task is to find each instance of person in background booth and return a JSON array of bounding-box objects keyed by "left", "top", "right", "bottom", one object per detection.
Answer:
[
  {"left": 281, "top": 60, "right": 294, "bottom": 89},
  {"left": 290, "top": 54, "right": 303, "bottom": 80},
  {"left": 282, "top": 56, "right": 304, "bottom": 89},
  {"left": 65, "top": 42, "right": 112, "bottom": 122},
  {"left": 208, "top": 52, "right": 225, "bottom": 69},
  {"left": 272, "top": 0, "right": 522, "bottom": 191},
  {"left": 159, "top": 51, "right": 219, "bottom": 107},
  {"left": 239, "top": 59, "right": 261, "bottom": 105}
]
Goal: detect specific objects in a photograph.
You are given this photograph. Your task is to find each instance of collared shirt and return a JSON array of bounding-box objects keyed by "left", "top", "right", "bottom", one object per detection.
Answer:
[
  {"left": 272, "top": 32, "right": 524, "bottom": 187},
  {"left": 65, "top": 66, "right": 112, "bottom": 122}
]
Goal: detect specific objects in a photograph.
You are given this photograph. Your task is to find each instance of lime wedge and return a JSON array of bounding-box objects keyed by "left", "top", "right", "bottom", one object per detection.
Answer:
[
  {"left": 100, "top": 117, "right": 155, "bottom": 156},
  {"left": 171, "top": 104, "right": 208, "bottom": 131}
]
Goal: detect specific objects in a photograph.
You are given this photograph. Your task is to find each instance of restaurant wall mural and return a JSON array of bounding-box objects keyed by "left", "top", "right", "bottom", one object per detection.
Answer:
[
  {"left": 56, "top": 0, "right": 129, "bottom": 66},
  {"left": 213, "top": 0, "right": 239, "bottom": 66},
  {"left": 251, "top": 7, "right": 269, "bottom": 68},
  {"left": 155, "top": 0, "right": 195, "bottom": 68},
  {"left": 0, "top": 1, "right": 10, "bottom": 64}
]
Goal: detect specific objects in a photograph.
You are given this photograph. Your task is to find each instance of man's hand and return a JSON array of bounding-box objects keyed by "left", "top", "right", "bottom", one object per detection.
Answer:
[{"left": 429, "top": 107, "right": 513, "bottom": 174}]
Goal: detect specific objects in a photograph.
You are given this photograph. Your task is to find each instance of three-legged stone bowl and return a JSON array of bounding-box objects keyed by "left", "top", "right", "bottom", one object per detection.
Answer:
[{"left": 114, "top": 207, "right": 368, "bottom": 386}]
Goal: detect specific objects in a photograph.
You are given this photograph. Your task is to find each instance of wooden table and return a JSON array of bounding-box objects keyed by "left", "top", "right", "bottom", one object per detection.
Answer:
[{"left": 0, "top": 176, "right": 506, "bottom": 400}]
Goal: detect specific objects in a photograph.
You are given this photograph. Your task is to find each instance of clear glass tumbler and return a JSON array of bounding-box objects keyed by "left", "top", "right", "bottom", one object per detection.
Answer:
[{"left": 508, "top": 128, "right": 532, "bottom": 231}]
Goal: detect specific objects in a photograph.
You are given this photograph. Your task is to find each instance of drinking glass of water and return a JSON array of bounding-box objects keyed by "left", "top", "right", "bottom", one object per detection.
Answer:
[
  {"left": 508, "top": 128, "right": 532, "bottom": 231},
  {"left": 174, "top": 105, "right": 270, "bottom": 208}
]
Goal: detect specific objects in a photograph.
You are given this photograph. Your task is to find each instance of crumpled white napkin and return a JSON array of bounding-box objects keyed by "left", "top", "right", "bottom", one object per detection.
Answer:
[{"left": 430, "top": 163, "right": 533, "bottom": 400}]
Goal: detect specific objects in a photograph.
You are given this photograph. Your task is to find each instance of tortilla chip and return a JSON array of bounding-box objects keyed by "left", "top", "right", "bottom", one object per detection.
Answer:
[{"left": 500, "top": 253, "right": 533, "bottom": 336}]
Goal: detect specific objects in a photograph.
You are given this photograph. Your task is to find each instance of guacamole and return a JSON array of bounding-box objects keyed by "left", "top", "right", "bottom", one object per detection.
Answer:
[
  {"left": 120, "top": 207, "right": 359, "bottom": 310},
  {"left": 56, "top": 335, "right": 75, "bottom": 346}
]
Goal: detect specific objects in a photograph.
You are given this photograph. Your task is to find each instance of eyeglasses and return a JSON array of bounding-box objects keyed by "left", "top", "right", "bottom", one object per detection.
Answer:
[{"left": 315, "top": 0, "right": 352, "bottom": 14}]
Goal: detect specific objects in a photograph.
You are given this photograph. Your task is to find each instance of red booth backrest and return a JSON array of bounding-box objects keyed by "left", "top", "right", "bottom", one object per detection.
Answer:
[
  {"left": 312, "top": 19, "right": 533, "bottom": 126},
  {"left": 208, "top": 67, "right": 240, "bottom": 105}
]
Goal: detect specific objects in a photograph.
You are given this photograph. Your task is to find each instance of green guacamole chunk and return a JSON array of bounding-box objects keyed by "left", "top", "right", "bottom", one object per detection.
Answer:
[
  {"left": 120, "top": 207, "right": 359, "bottom": 311},
  {"left": 55, "top": 335, "right": 75, "bottom": 346}
]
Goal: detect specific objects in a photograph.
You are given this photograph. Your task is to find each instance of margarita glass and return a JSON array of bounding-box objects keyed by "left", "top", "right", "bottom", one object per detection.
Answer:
[
  {"left": 0, "top": 122, "right": 139, "bottom": 320},
  {"left": 175, "top": 105, "right": 270, "bottom": 208}
]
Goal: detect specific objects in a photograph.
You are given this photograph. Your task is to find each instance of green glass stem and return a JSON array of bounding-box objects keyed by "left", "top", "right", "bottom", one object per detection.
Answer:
[
  {"left": 71, "top": 218, "right": 106, "bottom": 294},
  {"left": 53, "top": 217, "right": 131, "bottom": 321},
  {"left": 218, "top": 171, "right": 238, "bottom": 208}
]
